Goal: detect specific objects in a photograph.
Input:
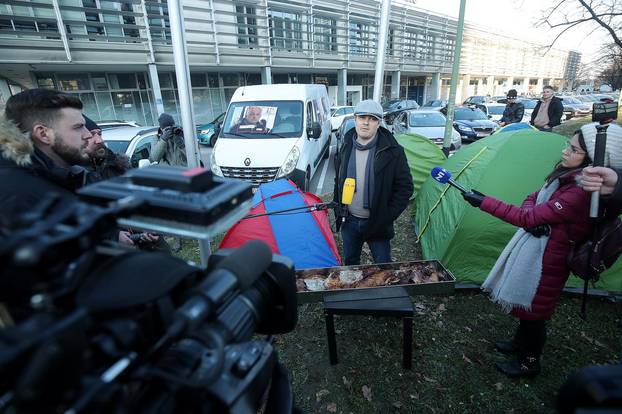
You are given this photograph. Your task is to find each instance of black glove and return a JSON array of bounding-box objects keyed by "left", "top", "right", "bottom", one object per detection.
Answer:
[
  {"left": 462, "top": 189, "right": 486, "bottom": 208},
  {"left": 525, "top": 224, "right": 550, "bottom": 238}
]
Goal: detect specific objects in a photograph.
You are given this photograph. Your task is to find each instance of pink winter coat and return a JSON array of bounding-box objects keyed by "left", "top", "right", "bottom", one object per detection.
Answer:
[{"left": 479, "top": 172, "right": 592, "bottom": 320}]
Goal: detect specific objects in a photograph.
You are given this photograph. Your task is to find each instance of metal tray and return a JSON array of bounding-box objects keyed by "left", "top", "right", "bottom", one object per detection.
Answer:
[{"left": 295, "top": 260, "right": 455, "bottom": 303}]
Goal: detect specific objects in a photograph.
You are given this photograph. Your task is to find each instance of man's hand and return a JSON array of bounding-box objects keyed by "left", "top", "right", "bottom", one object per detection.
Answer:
[
  {"left": 580, "top": 166, "right": 618, "bottom": 195},
  {"left": 525, "top": 225, "right": 550, "bottom": 238},
  {"left": 462, "top": 190, "right": 486, "bottom": 208},
  {"left": 498, "top": 121, "right": 506, "bottom": 127},
  {"left": 140, "top": 233, "right": 160, "bottom": 242},
  {"left": 118, "top": 230, "right": 135, "bottom": 246}
]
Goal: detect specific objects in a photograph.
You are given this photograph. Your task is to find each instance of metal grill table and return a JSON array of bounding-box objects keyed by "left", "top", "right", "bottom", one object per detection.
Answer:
[{"left": 322, "top": 286, "right": 414, "bottom": 370}]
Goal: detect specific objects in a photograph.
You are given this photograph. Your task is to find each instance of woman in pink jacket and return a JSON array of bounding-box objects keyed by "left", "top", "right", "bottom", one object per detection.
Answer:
[{"left": 461, "top": 130, "right": 596, "bottom": 378}]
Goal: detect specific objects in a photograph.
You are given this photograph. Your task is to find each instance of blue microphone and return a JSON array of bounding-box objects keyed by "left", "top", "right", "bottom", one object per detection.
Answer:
[{"left": 430, "top": 167, "right": 469, "bottom": 194}]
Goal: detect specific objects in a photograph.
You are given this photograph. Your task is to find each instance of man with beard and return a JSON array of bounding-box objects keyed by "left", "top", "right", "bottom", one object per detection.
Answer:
[{"left": 0, "top": 89, "right": 92, "bottom": 234}]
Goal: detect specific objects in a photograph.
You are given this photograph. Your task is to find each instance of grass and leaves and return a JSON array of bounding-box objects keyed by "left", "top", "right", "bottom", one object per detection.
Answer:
[{"left": 174, "top": 119, "right": 621, "bottom": 413}]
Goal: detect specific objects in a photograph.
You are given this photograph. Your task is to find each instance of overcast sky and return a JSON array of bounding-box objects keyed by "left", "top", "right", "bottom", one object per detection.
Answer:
[{"left": 413, "top": 0, "right": 607, "bottom": 62}]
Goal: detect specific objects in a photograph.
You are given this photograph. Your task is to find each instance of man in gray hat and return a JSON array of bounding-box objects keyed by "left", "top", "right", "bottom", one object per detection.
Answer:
[{"left": 333, "top": 99, "right": 413, "bottom": 265}]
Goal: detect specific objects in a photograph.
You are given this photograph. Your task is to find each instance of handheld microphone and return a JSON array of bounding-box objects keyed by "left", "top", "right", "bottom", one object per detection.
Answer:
[
  {"left": 341, "top": 178, "right": 355, "bottom": 205},
  {"left": 430, "top": 167, "right": 469, "bottom": 194}
]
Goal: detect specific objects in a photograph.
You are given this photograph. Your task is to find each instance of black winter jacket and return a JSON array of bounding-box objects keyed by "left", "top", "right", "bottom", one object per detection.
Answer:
[
  {"left": 530, "top": 96, "right": 564, "bottom": 128},
  {"left": 333, "top": 126, "right": 413, "bottom": 240},
  {"left": 499, "top": 102, "right": 525, "bottom": 124},
  {"left": 0, "top": 116, "right": 78, "bottom": 234}
]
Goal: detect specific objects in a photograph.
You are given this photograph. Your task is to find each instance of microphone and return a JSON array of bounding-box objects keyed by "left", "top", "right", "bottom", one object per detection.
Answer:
[
  {"left": 342, "top": 178, "right": 355, "bottom": 205},
  {"left": 430, "top": 167, "right": 469, "bottom": 194}
]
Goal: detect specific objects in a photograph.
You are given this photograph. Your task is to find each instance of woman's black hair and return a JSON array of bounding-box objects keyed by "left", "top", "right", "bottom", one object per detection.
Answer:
[{"left": 544, "top": 130, "right": 592, "bottom": 185}]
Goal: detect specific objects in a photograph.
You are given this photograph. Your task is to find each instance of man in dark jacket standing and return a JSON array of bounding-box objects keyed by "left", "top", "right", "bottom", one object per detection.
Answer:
[
  {"left": 333, "top": 99, "right": 413, "bottom": 265},
  {"left": 530, "top": 85, "right": 564, "bottom": 132},
  {"left": 498, "top": 89, "right": 524, "bottom": 126},
  {"left": 0, "top": 89, "right": 92, "bottom": 234}
]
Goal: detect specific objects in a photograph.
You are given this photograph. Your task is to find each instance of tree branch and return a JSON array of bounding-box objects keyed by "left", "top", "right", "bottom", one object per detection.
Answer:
[{"left": 578, "top": 0, "right": 622, "bottom": 49}]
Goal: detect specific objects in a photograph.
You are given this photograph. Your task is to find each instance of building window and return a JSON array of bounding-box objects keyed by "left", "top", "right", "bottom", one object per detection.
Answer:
[
  {"left": 314, "top": 16, "right": 336, "bottom": 52},
  {"left": 109, "top": 73, "right": 137, "bottom": 89},
  {"left": 57, "top": 74, "right": 91, "bottom": 91},
  {"left": 269, "top": 10, "right": 305, "bottom": 52},
  {"left": 36, "top": 75, "right": 56, "bottom": 89},
  {"left": 349, "top": 20, "right": 376, "bottom": 55},
  {"left": 235, "top": 5, "right": 258, "bottom": 47}
]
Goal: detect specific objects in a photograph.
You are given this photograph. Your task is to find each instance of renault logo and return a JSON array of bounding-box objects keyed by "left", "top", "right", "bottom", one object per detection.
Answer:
[{"left": 244, "top": 157, "right": 251, "bottom": 166}]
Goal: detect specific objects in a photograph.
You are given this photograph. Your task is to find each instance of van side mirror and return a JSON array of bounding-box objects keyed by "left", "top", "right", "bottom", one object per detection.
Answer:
[{"left": 307, "top": 122, "right": 322, "bottom": 139}]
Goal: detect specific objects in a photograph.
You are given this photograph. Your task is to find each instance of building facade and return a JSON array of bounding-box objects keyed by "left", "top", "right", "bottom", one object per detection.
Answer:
[{"left": 0, "top": 0, "right": 579, "bottom": 124}]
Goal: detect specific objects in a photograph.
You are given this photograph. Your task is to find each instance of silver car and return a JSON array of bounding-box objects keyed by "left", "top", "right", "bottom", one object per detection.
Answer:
[
  {"left": 102, "top": 126, "right": 160, "bottom": 168},
  {"left": 392, "top": 109, "right": 462, "bottom": 150}
]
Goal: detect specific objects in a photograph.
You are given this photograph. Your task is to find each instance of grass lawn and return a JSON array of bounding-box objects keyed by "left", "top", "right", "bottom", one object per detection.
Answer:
[{"left": 175, "top": 118, "right": 621, "bottom": 413}]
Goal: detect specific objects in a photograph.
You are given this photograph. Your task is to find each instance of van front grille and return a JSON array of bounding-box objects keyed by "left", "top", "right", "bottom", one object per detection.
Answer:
[{"left": 221, "top": 166, "right": 280, "bottom": 186}]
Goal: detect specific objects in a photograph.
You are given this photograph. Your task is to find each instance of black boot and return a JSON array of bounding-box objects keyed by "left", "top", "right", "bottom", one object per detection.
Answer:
[
  {"left": 495, "top": 356, "right": 541, "bottom": 379},
  {"left": 494, "top": 340, "right": 518, "bottom": 355}
]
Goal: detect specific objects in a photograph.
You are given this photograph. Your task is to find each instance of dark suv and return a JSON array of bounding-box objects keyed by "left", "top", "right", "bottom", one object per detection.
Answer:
[{"left": 382, "top": 99, "right": 419, "bottom": 125}]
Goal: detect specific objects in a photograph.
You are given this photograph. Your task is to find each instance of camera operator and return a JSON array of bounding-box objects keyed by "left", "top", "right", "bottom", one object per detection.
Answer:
[
  {"left": 0, "top": 89, "right": 91, "bottom": 234},
  {"left": 151, "top": 113, "right": 187, "bottom": 167}
]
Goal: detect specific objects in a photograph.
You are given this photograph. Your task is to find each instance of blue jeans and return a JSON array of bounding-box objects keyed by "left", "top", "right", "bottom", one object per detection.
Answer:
[{"left": 341, "top": 215, "right": 391, "bottom": 265}]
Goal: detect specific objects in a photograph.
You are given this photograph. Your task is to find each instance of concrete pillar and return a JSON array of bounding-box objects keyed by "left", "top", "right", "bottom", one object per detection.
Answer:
[
  {"left": 506, "top": 76, "right": 514, "bottom": 92},
  {"left": 536, "top": 78, "right": 544, "bottom": 92},
  {"left": 338, "top": 68, "right": 347, "bottom": 106},
  {"left": 487, "top": 75, "right": 495, "bottom": 95},
  {"left": 430, "top": 72, "right": 441, "bottom": 101},
  {"left": 477, "top": 78, "right": 484, "bottom": 95},
  {"left": 522, "top": 77, "right": 530, "bottom": 95},
  {"left": 148, "top": 64, "right": 165, "bottom": 116},
  {"left": 461, "top": 74, "right": 471, "bottom": 103},
  {"left": 261, "top": 66, "right": 272, "bottom": 85},
  {"left": 390, "top": 70, "right": 401, "bottom": 100}
]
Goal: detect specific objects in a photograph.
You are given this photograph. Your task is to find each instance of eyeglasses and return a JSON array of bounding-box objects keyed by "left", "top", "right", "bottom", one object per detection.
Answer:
[{"left": 564, "top": 141, "right": 586, "bottom": 155}]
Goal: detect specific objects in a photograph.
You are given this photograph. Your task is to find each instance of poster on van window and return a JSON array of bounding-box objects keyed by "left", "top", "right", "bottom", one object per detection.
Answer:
[{"left": 229, "top": 105, "right": 278, "bottom": 134}]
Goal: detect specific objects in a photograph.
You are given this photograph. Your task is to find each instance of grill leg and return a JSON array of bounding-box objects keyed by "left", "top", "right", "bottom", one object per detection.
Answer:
[
  {"left": 403, "top": 317, "right": 413, "bottom": 370},
  {"left": 325, "top": 311, "right": 338, "bottom": 365}
]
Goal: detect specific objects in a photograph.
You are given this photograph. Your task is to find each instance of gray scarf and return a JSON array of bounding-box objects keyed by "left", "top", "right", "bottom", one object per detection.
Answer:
[
  {"left": 346, "top": 133, "right": 377, "bottom": 209},
  {"left": 481, "top": 179, "right": 559, "bottom": 313}
]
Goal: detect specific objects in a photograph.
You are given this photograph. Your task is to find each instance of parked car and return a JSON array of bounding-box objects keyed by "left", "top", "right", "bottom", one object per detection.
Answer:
[
  {"left": 559, "top": 96, "right": 592, "bottom": 120},
  {"left": 334, "top": 115, "right": 355, "bottom": 169},
  {"left": 102, "top": 126, "right": 159, "bottom": 168},
  {"left": 382, "top": 99, "right": 419, "bottom": 125},
  {"left": 421, "top": 99, "right": 447, "bottom": 110},
  {"left": 211, "top": 84, "right": 332, "bottom": 191},
  {"left": 480, "top": 103, "right": 507, "bottom": 122},
  {"left": 97, "top": 120, "right": 142, "bottom": 130},
  {"left": 517, "top": 98, "right": 538, "bottom": 122},
  {"left": 196, "top": 112, "right": 225, "bottom": 147},
  {"left": 463, "top": 95, "right": 493, "bottom": 105},
  {"left": 392, "top": 109, "right": 461, "bottom": 150},
  {"left": 329, "top": 106, "right": 354, "bottom": 132},
  {"left": 450, "top": 106, "right": 497, "bottom": 142}
]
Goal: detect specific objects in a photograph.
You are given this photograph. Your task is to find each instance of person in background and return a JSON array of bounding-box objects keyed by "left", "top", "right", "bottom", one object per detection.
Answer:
[
  {"left": 530, "top": 86, "right": 564, "bottom": 132},
  {"left": 232, "top": 106, "right": 267, "bottom": 133},
  {"left": 333, "top": 99, "right": 413, "bottom": 265},
  {"left": 498, "top": 89, "right": 524, "bottom": 127},
  {"left": 83, "top": 115, "right": 130, "bottom": 181},
  {"left": 151, "top": 113, "right": 187, "bottom": 167},
  {"left": 460, "top": 129, "right": 611, "bottom": 378}
]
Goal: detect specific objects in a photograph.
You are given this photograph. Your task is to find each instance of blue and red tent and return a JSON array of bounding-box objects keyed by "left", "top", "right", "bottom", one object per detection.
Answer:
[{"left": 219, "top": 179, "right": 341, "bottom": 269}]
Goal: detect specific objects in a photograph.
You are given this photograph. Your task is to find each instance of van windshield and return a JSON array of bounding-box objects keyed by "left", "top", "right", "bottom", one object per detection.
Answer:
[{"left": 221, "top": 101, "right": 304, "bottom": 138}]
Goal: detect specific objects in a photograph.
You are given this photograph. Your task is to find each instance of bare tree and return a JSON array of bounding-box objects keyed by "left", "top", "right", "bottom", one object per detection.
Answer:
[
  {"left": 597, "top": 54, "right": 622, "bottom": 90},
  {"left": 537, "top": 0, "right": 622, "bottom": 53}
]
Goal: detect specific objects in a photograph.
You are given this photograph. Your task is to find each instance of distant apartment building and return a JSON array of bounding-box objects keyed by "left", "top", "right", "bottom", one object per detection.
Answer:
[{"left": 0, "top": 0, "right": 579, "bottom": 124}]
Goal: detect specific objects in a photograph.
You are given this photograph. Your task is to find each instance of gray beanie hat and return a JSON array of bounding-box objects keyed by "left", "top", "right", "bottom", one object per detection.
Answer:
[
  {"left": 158, "top": 113, "right": 175, "bottom": 129},
  {"left": 580, "top": 122, "right": 622, "bottom": 169}
]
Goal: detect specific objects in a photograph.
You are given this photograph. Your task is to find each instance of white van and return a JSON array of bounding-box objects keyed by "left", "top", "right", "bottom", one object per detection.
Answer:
[{"left": 210, "top": 84, "right": 331, "bottom": 191}]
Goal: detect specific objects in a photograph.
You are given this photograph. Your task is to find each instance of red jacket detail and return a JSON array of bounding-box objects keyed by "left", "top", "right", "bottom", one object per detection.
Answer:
[{"left": 479, "top": 172, "right": 592, "bottom": 320}]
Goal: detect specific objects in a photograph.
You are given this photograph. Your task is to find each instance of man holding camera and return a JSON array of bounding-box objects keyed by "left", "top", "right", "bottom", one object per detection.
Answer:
[
  {"left": 151, "top": 113, "right": 187, "bottom": 167},
  {"left": 0, "top": 89, "right": 92, "bottom": 233}
]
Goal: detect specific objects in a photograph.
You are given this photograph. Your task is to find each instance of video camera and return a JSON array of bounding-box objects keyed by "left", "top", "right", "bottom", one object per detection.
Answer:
[{"left": 0, "top": 166, "right": 299, "bottom": 413}]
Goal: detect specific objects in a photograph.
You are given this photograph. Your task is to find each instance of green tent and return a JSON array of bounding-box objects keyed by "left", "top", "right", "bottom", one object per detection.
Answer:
[
  {"left": 394, "top": 132, "right": 447, "bottom": 197},
  {"left": 415, "top": 129, "right": 622, "bottom": 293}
]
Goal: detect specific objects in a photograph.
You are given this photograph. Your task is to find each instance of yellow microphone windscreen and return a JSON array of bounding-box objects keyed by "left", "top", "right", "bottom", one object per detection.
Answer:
[{"left": 341, "top": 178, "right": 355, "bottom": 205}]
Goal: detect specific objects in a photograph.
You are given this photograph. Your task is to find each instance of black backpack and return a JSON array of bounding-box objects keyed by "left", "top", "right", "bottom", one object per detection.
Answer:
[{"left": 567, "top": 217, "right": 622, "bottom": 282}]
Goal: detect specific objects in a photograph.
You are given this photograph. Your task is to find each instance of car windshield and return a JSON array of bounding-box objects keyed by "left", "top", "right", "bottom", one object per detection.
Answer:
[
  {"left": 222, "top": 101, "right": 304, "bottom": 138},
  {"left": 520, "top": 99, "right": 538, "bottom": 109},
  {"left": 486, "top": 106, "right": 505, "bottom": 115},
  {"left": 423, "top": 100, "right": 444, "bottom": 107},
  {"left": 409, "top": 112, "right": 445, "bottom": 127},
  {"left": 562, "top": 97, "right": 581, "bottom": 104},
  {"left": 454, "top": 108, "right": 488, "bottom": 121},
  {"left": 382, "top": 100, "right": 401, "bottom": 110},
  {"left": 106, "top": 140, "right": 130, "bottom": 154}
]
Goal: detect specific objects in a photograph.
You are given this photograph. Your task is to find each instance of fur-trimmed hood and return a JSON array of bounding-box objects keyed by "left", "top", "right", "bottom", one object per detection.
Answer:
[{"left": 0, "top": 115, "right": 33, "bottom": 166}]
